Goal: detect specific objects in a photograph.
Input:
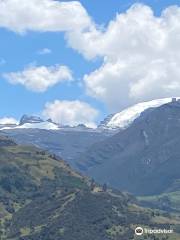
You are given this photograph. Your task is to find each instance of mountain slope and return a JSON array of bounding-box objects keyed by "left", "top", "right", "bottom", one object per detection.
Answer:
[
  {"left": 1, "top": 128, "right": 112, "bottom": 168},
  {"left": 1, "top": 136, "right": 175, "bottom": 240},
  {"left": 78, "top": 101, "right": 180, "bottom": 196},
  {"left": 99, "top": 98, "right": 179, "bottom": 129}
]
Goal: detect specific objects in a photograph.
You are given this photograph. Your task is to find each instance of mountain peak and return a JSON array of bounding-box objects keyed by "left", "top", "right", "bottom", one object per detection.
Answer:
[
  {"left": 78, "top": 98, "right": 180, "bottom": 196},
  {"left": 100, "top": 97, "right": 180, "bottom": 130},
  {"left": 19, "top": 114, "right": 44, "bottom": 125}
]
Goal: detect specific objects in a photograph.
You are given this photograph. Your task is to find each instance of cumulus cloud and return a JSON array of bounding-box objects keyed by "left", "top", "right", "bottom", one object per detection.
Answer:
[
  {"left": 3, "top": 65, "right": 73, "bottom": 92},
  {"left": 82, "top": 4, "right": 180, "bottom": 111},
  {"left": 0, "top": 117, "right": 18, "bottom": 125},
  {"left": 1, "top": 1, "right": 180, "bottom": 111},
  {"left": 0, "top": 0, "right": 92, "bottom": 33},
  {"left": 38, "top": 48, "right": 52, "bottom": 55},
  {"left": 42, "top": 100, "right": 99, "bottom": 128}
]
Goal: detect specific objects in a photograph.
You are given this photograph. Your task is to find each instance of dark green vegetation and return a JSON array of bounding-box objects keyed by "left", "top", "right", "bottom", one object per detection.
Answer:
[
  {"left": 2, "top": 127, "right": 112, "bottom": 168},
  {"left": 77, "top": 101, "right": 180, "bottom": 196},
  {"left": 138, "top": 191, "right": 180, "bottom": 213},
  {"left": 0, "top": 136, "right": 180, "bottom": 240}
]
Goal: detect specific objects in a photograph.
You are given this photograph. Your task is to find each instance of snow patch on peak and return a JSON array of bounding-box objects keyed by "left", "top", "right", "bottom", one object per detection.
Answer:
[
  {"left": 104, "top": 98, "right": 180, "bottom": 129},
  {"left": 1, "top": 121, "right": 59, "bottom": 131},
  {"left": 16, "top": 121, "right": 59, "bottom": 130},
  {"left": 0, "top": 114, "right": 59, "bottom": 131}
]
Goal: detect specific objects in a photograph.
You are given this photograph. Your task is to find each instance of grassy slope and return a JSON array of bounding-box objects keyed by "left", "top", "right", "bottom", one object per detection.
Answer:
[
  {"left": 138, "top": 191, "right": 180, "bottom": 213},
  {"left": 0, "top": 136, "right": 180, "bottom": 240}
]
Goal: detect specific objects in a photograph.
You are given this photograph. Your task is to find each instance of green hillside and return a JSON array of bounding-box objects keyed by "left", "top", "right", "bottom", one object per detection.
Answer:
[
  {"left": 0, "top": 136, "right": 180, "bottom": 240},
  {"left": 138, "top": 191, "right": 180, "bottom": 213}
]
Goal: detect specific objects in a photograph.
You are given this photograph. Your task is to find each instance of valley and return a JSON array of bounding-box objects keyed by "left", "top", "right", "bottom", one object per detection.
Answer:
[{"left": 1, "top": 99, "right": 180, "bottom": 239}]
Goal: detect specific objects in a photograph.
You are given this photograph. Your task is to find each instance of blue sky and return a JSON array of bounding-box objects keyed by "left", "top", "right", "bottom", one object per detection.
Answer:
[{"left": 0, "top": 0, "right": 180, "bottom": 126}]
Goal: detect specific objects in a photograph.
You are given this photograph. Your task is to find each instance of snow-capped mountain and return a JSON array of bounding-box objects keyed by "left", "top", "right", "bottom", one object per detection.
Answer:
[
  {"left": 98, "top": 114, "right": 114, "bottom": 129},
  {"left": 16, "top": 121, "right": 59, "bottom": 130},
  {"left": 78, "top": 100, "right": 180, "bottom": 195},
  {"left": 0, "top": 115, "right": 95, "bottom": 131},
  {"left": 19, "top": 115, "right": 44, "bottom": 125},
  {"left": 0, "top": 115, "right": 59, "bottom": 130},
  {"left": 99, "top": 97, "right": 180, "bottom": 129},
  {"left": 1, "top": 98, "right": 180, "bottom": 131},
  {"left": 17, "top": 115, "right": 59, "bottom": 130}
]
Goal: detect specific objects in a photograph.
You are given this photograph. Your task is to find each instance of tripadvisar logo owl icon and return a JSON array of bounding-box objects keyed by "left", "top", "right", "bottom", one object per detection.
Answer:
[{"left": 135, "top": 227, "right": 144, "bottom": 236}]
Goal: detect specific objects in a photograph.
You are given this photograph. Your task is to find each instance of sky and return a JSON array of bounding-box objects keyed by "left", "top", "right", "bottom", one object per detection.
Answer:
[{"left": 0, "top": 0, "right": 180, "bottom": 127}]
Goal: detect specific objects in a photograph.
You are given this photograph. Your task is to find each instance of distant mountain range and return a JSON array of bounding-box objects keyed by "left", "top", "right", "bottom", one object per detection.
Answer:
[
  {"left": 2, "top": 98, "right": 180, "bottom": 238},
  {"left": 1, "top": 98, "right": 178, "bottom": 131},
  {"left": 1, "top": 97, "right": 180, "bottom": 198}
]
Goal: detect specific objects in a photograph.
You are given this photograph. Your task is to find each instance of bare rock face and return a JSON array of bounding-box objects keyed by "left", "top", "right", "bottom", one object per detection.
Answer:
[{"left": 19, "top": 115, "right": 44, "bottom": 125}]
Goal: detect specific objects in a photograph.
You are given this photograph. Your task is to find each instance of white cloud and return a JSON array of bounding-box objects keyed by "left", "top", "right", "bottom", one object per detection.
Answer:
[
  {"left": 0, "top": 0, "right": 92, "bottom": 33},
  {"left": 42, "top": 100, "right": 99, "bottom": 128},
  {"left": 0, "top": 117, "right": 18, "bottom": 125},
  {"left": 1, "top": 2, "right": 180, "bottom": 111},
  {"left": 3, "top": 64, "right": 73, "bottom": 92},
  {"left": 38, "top": 48, "right": 52, "bottom": 55},
  {"left": 83, "top": 4, "right": 180, "bottom": 111}
]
